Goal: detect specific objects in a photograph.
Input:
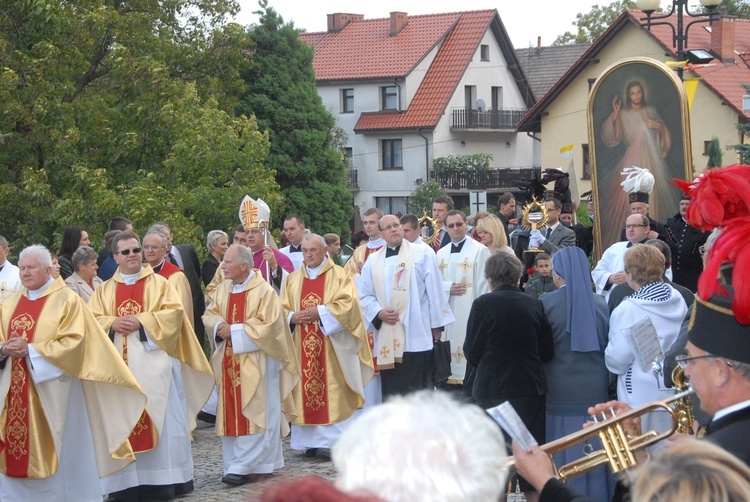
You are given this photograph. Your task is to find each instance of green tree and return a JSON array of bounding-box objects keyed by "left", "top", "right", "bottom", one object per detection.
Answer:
[
  {"left": 238, "top": 0, "right": 353, "bottom": 241},
  {"left": 0, "top": 0, "right": 275, "bottom": 253},
  {"left": 407, "top": 180, "right": 448, "bottom": 216},
  {"left": 707, "top": 137, "right": 723, "bottom": 168},
  {"left": 705, "top": 0, "right": 750, "bottom": 18},
  {"left": 553, "top": 1, "right": 637, "bottom": 45}
]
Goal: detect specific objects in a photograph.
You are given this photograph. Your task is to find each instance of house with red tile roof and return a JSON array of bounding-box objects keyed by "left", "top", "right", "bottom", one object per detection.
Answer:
[
  {"left": 517, "top": 9, "right": 750, "bottom": 211},
  {"left": 300, "top": 10, "right": 537, "bottom": 216}
]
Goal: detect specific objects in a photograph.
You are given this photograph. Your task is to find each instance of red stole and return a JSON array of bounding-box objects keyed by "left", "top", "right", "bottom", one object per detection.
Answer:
[
  {"left": 363, "top": 245, "right": 383, "bottom": 262},
  {"left": 115, "top": 280, "right": 158, "bottom": 453},
  {"left": 222, "top": 291, "right": 252, "bottom": 436},
  {"left": 1, "top": 295, "right": 54, "bottom": 478},
  {"left": 299, "top": 275, "right": 330, "bottom": 424},
  {"left": 363, "top": 245, "right": 382, "bottom": 374},
  {"left": 156, "top": 260, "right": 181, "bottom": 279}
]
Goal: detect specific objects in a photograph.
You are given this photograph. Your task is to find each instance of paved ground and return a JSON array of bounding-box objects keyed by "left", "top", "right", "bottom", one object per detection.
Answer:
[{"left": 182, "top": 420, "right": 337, "bottom": 501}]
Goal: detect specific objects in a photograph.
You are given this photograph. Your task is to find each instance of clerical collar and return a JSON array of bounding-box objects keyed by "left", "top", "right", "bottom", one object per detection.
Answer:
[
  {"left": 451, "top": 237, "right": 467, "bottom": 253},
  {"left": 712, "top": 399, "right": 750, "bottom": 423},
  {"left": 385, "top": 245, "right": 401, "bottom": 258},
  {"left": 305, "top": 256, "right": 327, "bottom": 279},
  {"left": 232, "top": 270, "right": 254, "bottom": 292},
  {"left": 627, "top": 238, "right": 649, "bottom": 248},
  {"left": 121, "top": 268, "right": 144, "bottom": 285},
  {"left": 367, "top": 237, "right": 386, "bottom": 249},
  {"left": 152, "top": 259, "right": 166, "bottom": 273},
  {"left": 289, "top": 244, "right": 302, "bottom": 253},
  {"left": 27, "top": 276, "right": 55, "bottom": 301}
]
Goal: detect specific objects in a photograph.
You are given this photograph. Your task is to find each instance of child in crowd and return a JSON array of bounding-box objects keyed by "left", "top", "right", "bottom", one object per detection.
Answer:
[{"left": 525, "top": 252, "right": 557, "bottom": 298}]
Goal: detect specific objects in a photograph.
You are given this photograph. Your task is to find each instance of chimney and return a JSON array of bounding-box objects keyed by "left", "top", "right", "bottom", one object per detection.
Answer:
[
  {"left": 537, "top": 36, "right": 542, "bottom": 49},
  {"left": 390, "top": 12, "right": 408, "bottom": 37},
  {"left": 711, "top": 15, "right": 736, "bottom": 64},
  {"left": 327, "top": 13, "right": 364, "bottom": 32}
]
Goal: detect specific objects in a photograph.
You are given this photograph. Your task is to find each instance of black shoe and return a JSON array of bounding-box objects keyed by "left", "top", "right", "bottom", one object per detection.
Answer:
[
  {"left": 316, "top": 448, "right": 332, "bottom": 461},
  {"left": 304, "top": 448, "right": 318, "bottom": 458},
  {"left": 197, "top": 411, "right": 216, "bottom": 424},
  {"left": 221, "top": 473, "right": 247, "bottom": 486}
]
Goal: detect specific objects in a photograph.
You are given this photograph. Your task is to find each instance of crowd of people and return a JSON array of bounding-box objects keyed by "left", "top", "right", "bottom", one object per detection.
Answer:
[{"left": 0, "top": 163, "right": 748, "bottom": 502}]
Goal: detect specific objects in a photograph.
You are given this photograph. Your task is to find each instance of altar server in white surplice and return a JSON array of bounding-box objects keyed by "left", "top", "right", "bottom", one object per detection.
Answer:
[
  {"left": 436, "top": 210, "right": 490, "bottom": 387},
  {"left": 358, "top": 215, "right": 454, "bottom": 398}
]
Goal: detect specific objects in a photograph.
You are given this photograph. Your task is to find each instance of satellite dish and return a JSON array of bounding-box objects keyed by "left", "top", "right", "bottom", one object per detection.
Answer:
[{"left": 476, "top": 99, "right": 486, "bottom": 112}]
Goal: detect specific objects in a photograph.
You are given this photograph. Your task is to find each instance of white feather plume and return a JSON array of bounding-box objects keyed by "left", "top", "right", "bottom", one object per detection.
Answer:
[{"left": 620, "top": 166, "right": 655, "bottom": 194}]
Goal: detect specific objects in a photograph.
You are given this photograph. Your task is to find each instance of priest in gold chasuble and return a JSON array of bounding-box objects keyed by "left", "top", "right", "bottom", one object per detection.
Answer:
[
  {"left": 282, "top": 234, "right": 373, "bottom": 456},
  {"left": 202, "top": 244, "right": 299, "bottom": 486},
  {"left": 0, "top": 245, "right": 145, "bottom": 501},
  {"left": 88, "top": 231, "right": 214, "bottom": 501}
]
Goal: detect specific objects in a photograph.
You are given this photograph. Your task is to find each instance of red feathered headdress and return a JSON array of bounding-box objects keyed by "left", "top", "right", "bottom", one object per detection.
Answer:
[
  {"left": 698, "top": 217, "right": 750, "bottom": 324},
  {"left": 674, "top": 165, "right": 750, "bottom": 231}
]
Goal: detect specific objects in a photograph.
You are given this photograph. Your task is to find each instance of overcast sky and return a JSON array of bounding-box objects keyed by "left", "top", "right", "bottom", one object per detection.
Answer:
[{"left": 232, "top": 1, "right": 679, "bottom": 48}]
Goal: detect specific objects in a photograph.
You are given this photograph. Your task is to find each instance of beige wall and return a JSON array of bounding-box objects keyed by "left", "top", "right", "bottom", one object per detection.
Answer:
[{"left": 538, "top": 23, "right": 743, "bottom": 200}]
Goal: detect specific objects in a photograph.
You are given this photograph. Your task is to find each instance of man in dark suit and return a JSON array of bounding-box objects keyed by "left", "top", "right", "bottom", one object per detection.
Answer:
[
  {"left": 512, "top": 198, "right": 575, "bottom": 268},
  {"left": 666, "top": 195, "right": 710, "bottom": 292},
  {"left": 150, "top": 222, "right": 206, "bottom": 347},
  {"left": 430, "top": 195, "right": 454, "bottom": 252},
  {"left": 497, "top": 192, "right": 516, "bottom": 242},
  {"left": 97, "top": 216, "right": 132, "bottom": 267}
]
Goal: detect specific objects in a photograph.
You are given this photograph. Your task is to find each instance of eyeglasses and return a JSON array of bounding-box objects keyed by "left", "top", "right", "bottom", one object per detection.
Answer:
[
  {"left": 446, "top": 222, "right": 466, "bottom": 229},
  {"left": 141, "top": 245, "right": 164, "bottom": 251},
  {"left": 117, "top": 247, "right": 142, "bottom": 256},
  {"left": 624, "top": 224, "right": 647, "bottom": 229},
  {"left": 675, "top": 354, "right": 734, "bottom": 370},
  {"left": 381, "top": 222, "right": 401, "bottom": 231}
]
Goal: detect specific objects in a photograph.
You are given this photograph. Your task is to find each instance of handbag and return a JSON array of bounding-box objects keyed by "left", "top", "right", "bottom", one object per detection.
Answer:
[{"left": 432, "top": 339, "right": 452, "bottom": 385}]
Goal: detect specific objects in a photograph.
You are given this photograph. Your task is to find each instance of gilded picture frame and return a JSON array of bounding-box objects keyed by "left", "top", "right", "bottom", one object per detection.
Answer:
[{"left": 587, "top": 57, "right": 693, "bottom": 260}]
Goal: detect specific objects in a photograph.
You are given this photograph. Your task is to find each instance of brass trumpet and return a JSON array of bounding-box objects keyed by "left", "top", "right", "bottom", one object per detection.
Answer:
[{"left": 507, "top": 388, "right": 695, "bottom": 481}]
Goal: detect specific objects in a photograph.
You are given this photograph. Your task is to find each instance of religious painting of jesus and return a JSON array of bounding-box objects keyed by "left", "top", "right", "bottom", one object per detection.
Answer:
[{"left": 587, "top": 57, "right": 693, "bottom": 258}]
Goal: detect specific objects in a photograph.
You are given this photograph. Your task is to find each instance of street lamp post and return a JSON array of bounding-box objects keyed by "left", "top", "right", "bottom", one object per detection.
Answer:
[{"left": 636, "top": 0, "right": 724, "bottom": 80}]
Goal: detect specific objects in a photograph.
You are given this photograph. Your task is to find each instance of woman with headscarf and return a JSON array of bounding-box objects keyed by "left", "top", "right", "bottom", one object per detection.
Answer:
[{"left": 539, "top": 246, "right": 614, "bottom": 501}]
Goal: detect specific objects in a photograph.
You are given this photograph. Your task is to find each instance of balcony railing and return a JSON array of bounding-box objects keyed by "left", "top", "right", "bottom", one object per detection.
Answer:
[
  {"left": 450, "top": 107, "right": 528, "bottom": 130},
  {"left": 430, "top": 166, "right": 541, "bottom": 191},
  {"left": 346, "top": 168, "right": 359, "bottom": 191}
]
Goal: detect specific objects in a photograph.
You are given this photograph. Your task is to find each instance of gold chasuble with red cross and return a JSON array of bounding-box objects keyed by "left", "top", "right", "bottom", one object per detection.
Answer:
[
  {"left": 221, "top": 291, "right": 253, "bottom": 436},
  {"left": 88, "top": 267, "right": 214, "bottom": 441},
  {"left": 0, "top": 295, "right": 56, "bottom": 478},
  {"left": 282, "top": 259, "right": 374, "bottom": 426},
  {"left": 115, "top": 280, "right": 158, "bottom": 453},
  {"left": 203, "top": 272, "right": 299, "bottom": 438},
  {"left": 0, "top": 278, "right": 146, "bottom": 480}
]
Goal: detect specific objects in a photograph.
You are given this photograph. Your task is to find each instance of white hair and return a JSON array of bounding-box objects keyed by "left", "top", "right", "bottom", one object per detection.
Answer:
[
  {"left": 19, "top": 244, "right": 52, "bottom": 268},
  {"left": 333, "top": 391, "right": 508, "bottom": 502},
  {"left": 143, "top": 229, "right": 168, "bottom": 247},
  {"left": 206, "top": 229, "right": 228, "bottom": 253},
  {"left": 302, "top": 233, "right": 326, "bottom": 248},
  {"left": 228, "top": 243, "right": 253, "bottom": 266}
]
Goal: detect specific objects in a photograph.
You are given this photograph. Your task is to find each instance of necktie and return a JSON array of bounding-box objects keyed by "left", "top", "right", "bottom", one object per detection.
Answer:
[
  {"left": 433, "top": 231, "right": 441, "bottom": 252},
  {"left": 168, "top": 253, "right": 178, "bottom": 266},
  {"left": 545, "top": 227, "right": 552, "bottom": 239}
]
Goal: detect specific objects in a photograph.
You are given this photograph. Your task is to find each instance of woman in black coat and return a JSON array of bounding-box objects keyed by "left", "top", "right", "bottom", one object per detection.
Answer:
[{"left": 464, "top": 251, "right": 554, "bottom": 444}]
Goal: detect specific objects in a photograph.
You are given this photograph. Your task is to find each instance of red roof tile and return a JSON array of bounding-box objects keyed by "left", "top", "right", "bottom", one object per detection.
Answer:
[
  {"left": 352, "top": 11, "right": 497, "bottom": 131},
  {"left": 303, "top": 13, "right": 467, "bottom": 81}
]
